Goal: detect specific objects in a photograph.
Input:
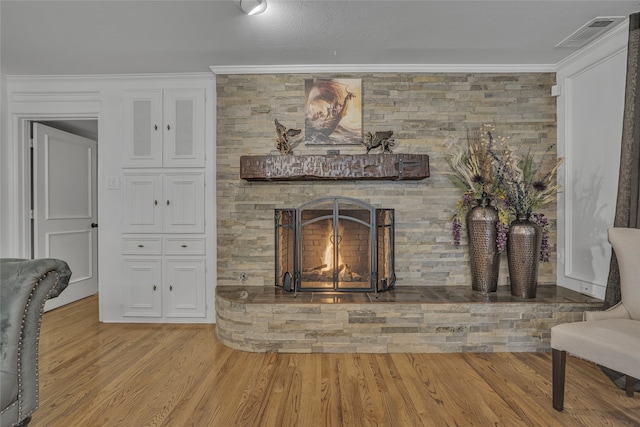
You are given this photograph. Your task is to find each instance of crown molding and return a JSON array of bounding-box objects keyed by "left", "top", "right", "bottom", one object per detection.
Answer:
[
  {"left": 3, "top": 72, "right": 214, "bottom": 83},
  {"left": 209, "top": 63, "right": 557, "bottom": 75}
]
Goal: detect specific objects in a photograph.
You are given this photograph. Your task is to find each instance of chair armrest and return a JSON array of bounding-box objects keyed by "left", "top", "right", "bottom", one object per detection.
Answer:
[
  {"left": 584, "top": 302, "right": 631, "bottom": 321},
  {"left": 0, "top": 258, "right": 71, "bottom": 424}
]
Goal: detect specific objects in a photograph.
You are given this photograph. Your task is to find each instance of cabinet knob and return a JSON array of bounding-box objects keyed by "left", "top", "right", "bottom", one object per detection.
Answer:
[
  {"left": 137, "top": 244, "right": 144, "bottom": 248},
  {"left": 154, "top": 200, "right": 158, "bottom": 206},
  {"left": 181, "top": 244, "right": 187, "bottom": 248},
  {"left": 166, "top": 200, "right": 170, "bottom": 206},
  {"left": 154, "top": 124, "right": 158, "bottom": 131},
  {"left": 167, "top": 124, "right": 171, "bottom": 131},
  {"left": 169, "top": 285, "right": 173, "bottom": 291},
  {"left": 153, "top": 285, "right": 157, "bottom": 291}
]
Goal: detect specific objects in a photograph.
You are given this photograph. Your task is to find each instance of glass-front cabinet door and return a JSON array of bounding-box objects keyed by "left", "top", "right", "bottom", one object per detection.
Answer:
[
  {"left": 122, "top": 88, "right": 205, "bottom": 168},
  {"left": 123, "top": 90, "right": 163, "bottom": 167},
  {"left": 163, "top": 89, "right": 205, "bottom": 167}
]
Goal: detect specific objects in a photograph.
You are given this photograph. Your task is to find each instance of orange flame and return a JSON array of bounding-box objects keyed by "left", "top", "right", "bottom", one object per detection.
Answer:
[{"left": 321, "top": 221, "right": 343, "bottom": 272}]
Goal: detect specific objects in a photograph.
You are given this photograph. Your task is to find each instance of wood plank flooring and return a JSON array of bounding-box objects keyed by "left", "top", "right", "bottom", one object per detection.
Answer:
[{"left": 33, "top": 296, "right": 639, "bottom": 426}]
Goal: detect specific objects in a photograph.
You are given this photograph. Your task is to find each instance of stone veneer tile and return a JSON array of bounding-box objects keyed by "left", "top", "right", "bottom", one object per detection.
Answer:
[
  {"left": 215, "top": 286, "right": 601, "bottom": 353},
  {"left": 348, "top": 313, "right": 387, "bottom": 324},
  {"left": 217, "top": 73, "right": 558, "bottom": 289}
]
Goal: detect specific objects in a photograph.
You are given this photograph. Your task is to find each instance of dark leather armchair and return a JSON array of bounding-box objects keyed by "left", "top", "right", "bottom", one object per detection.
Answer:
[{"left": 1, "top": 258, "right": 71, "bottom": 427}]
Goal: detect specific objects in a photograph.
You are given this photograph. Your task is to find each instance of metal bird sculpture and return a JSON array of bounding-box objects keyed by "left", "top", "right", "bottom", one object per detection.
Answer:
[
  {"left": 362, "top": 130, "right": 395, "bottom": 154},
  {"left": 274, "top": 119, "right": 302, "bottom": 155}
]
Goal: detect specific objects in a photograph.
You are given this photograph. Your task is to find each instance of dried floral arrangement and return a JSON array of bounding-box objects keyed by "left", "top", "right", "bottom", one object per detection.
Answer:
[
  {"left": 488, "top": 129, "right": 563, "bottom": 261},
  {"left": 445, "top": 125, "right": 508, "bottom": 250},
  {"left": 446, "top": 124, "right": 563, "bottom": 262},
  {"left": 488, "top": 132, "right": 563, "bottom": 217}
]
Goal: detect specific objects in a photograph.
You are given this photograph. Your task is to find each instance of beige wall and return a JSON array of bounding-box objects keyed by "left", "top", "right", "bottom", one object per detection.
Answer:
[{"left": 216, "top": 72, "right": 557, "bottom": 288}]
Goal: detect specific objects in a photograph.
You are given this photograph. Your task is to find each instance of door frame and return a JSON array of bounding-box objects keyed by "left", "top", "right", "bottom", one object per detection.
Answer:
[
  {"left": 4, "top": 88, "right": 101, "bottom": 259},
  {"left": 4, "top": 91, "right": 102, "bottom": 312}
]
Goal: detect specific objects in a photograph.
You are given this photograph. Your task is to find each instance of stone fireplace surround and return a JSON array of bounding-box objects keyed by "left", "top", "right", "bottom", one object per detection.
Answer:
[
  {"left": 217, "top": 72, "right": 559, "bottom": 290},
  {"left": 215, "top": 72, "right": 571, "bottom": 353}
]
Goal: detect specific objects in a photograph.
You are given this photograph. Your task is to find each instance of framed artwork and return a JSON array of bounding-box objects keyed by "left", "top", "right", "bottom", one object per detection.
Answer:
[{"left": 304, "top": 78, "right": 362, "bottom": 145}]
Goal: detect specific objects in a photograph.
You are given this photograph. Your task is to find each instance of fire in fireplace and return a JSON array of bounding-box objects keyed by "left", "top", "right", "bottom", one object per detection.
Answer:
[{"left": 275, "top": 197, "right": 395, "bottom": 293}]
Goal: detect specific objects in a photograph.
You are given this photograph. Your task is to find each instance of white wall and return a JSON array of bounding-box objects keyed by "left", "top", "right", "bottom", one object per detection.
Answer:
[
  {"left": 556, "top": 22, "right": 628, "bottom": 299},
  {"left": 0, "top": 1, "right": 4, "bottom": 256},
  {"left": 2, "top": 74, "right": 217, "bottom": 322},
  {"left": 0, "top": 75, "right": 7, "bottom": 257}
]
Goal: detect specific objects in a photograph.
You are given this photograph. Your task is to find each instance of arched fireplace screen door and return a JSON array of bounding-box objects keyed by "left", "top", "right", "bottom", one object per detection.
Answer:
[{"left": 275, "top": 197, "right": 395, "bottom": 294}]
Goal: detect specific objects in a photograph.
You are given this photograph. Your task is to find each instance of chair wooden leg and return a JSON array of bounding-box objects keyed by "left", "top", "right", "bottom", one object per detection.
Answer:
[
  {"left": 552, "top": 348, "right": 566, "bottom": 411},
  {"left": 626, "top": 375, "right": 636, "bottom": 397}
]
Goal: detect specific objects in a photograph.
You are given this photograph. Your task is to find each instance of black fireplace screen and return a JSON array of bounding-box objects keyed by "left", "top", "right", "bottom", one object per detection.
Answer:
[{"left": 275, "top": 197, "right": 395, "bottom": 293}]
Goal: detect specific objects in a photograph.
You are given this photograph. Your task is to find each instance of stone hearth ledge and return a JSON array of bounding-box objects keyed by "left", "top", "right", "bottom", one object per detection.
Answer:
[{"left": 215, "top": 285, "right": 602, "bottom": 353}]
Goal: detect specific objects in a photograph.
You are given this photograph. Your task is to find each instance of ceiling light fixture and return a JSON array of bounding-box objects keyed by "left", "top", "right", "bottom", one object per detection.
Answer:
[{"left": 239, "top": 0, "right": 267, "bottom": 16}]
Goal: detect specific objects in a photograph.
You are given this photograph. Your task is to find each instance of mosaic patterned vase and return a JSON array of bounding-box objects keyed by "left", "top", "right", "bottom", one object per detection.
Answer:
[
  {"left": 507, "top": 214, "right": 542, "bottom": 299},
  {"left": 465, "top": 199, "right": 500, "bottom": 294}
]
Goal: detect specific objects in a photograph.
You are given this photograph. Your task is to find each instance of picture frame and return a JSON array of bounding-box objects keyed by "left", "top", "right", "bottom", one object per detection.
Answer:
[{"left": 304, "top": 78, "right": 362, "bottom": 145}]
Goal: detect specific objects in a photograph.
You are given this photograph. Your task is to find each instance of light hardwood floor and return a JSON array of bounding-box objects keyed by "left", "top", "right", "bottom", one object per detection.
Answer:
[{"left": 33, "top": 295, "right": 639, "bottom": 426}]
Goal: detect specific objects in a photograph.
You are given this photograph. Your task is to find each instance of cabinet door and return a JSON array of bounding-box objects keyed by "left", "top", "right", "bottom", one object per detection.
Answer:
[
  {"left": 122, "top": 258, "right": 162, "bottom": 317},
  {"left": 163, "top": 258, "right": 206, "bottom": 317},
  {"left": 122, "top": 173, "right": 163, "bottom": 233},
  {"left": 123, "top": 90, "right": 163, "bottom": 167},
  {"left": 163, "top": 89, "right": 205, "bottom": 167},
  {"left": 163, "top": 172, "right": 205, "bottom": 233}
]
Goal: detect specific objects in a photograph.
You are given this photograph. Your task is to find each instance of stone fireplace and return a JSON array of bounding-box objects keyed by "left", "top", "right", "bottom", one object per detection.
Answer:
[
  {"left": 216, "top": 73, "right": 559, "bottom": 289},
  {"left": 275, "top": 197, "right": 395, "bottom": 294},
  {"left": 214, "top": 73, "right": 575, "bottom": 354}
]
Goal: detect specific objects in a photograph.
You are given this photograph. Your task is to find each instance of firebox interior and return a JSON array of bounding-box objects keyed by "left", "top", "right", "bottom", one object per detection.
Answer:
[{"left": 275, "top": 197, "right": 395, "bottom": 294}]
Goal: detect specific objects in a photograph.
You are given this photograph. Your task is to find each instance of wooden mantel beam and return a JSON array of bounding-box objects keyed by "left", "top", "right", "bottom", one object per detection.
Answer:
[{"left": 240, "top": 154, "right": 429, "bottom": 181}]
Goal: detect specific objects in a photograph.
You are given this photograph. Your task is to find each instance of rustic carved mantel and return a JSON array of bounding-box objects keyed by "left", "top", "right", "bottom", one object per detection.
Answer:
[{"left": 240, "top": 154, "right": 429, "bottom": 181}]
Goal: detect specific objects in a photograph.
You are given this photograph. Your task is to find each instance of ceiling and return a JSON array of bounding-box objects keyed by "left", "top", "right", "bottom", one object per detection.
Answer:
[{"left": 1, "top": 0, "right": 640, "bottom": 76}]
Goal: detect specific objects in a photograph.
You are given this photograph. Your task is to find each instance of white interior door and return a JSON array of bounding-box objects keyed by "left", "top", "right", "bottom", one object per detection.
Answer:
[{"left": 32, "top": 123, "right": 98, "bottom": 311}]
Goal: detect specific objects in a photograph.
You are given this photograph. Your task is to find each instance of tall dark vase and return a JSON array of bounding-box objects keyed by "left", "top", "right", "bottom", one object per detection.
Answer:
[
  {"left": 507, "top": 214, "right": 542, "bottom": 299},
  {"left": 465, "top": 199, "right": 500, "bottom": 293}
]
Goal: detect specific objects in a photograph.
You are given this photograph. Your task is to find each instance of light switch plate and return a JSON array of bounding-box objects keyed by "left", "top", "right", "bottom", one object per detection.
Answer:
[{"left": 106, "top": 176, "right": 119, "bottom": 189}]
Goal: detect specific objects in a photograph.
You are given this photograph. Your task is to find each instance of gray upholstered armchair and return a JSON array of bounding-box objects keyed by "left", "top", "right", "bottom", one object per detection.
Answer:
[
  {"left": 551, "top": 228, "right": 640, "bottom": 410},
  {"left": 1, "top": 258, "right": 71, "bottom": 427}
]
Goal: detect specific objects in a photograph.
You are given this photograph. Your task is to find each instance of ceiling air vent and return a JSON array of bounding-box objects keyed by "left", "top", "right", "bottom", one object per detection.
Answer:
[{"left": 556, "top": 16, "right": 625, "bottom": 48}]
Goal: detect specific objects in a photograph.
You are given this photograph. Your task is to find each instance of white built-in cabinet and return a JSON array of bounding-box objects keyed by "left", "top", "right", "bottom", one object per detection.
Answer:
[
  {"left": 121, "top": 87, "right": 207, "bottom": 321},
  {"left": 122, "top": 171, "right": 205, "bottom": 233},
  {"left": 123, "top": 88, "right": 205, "bottom": 168},
  {"left": 121, "top": 237, "right": 206, "bottom": 318}
]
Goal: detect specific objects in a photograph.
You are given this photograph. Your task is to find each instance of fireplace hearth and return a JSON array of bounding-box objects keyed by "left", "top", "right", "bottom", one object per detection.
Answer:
[{"left": 275, "top": 197, "right": 395, "bottom": 294}]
